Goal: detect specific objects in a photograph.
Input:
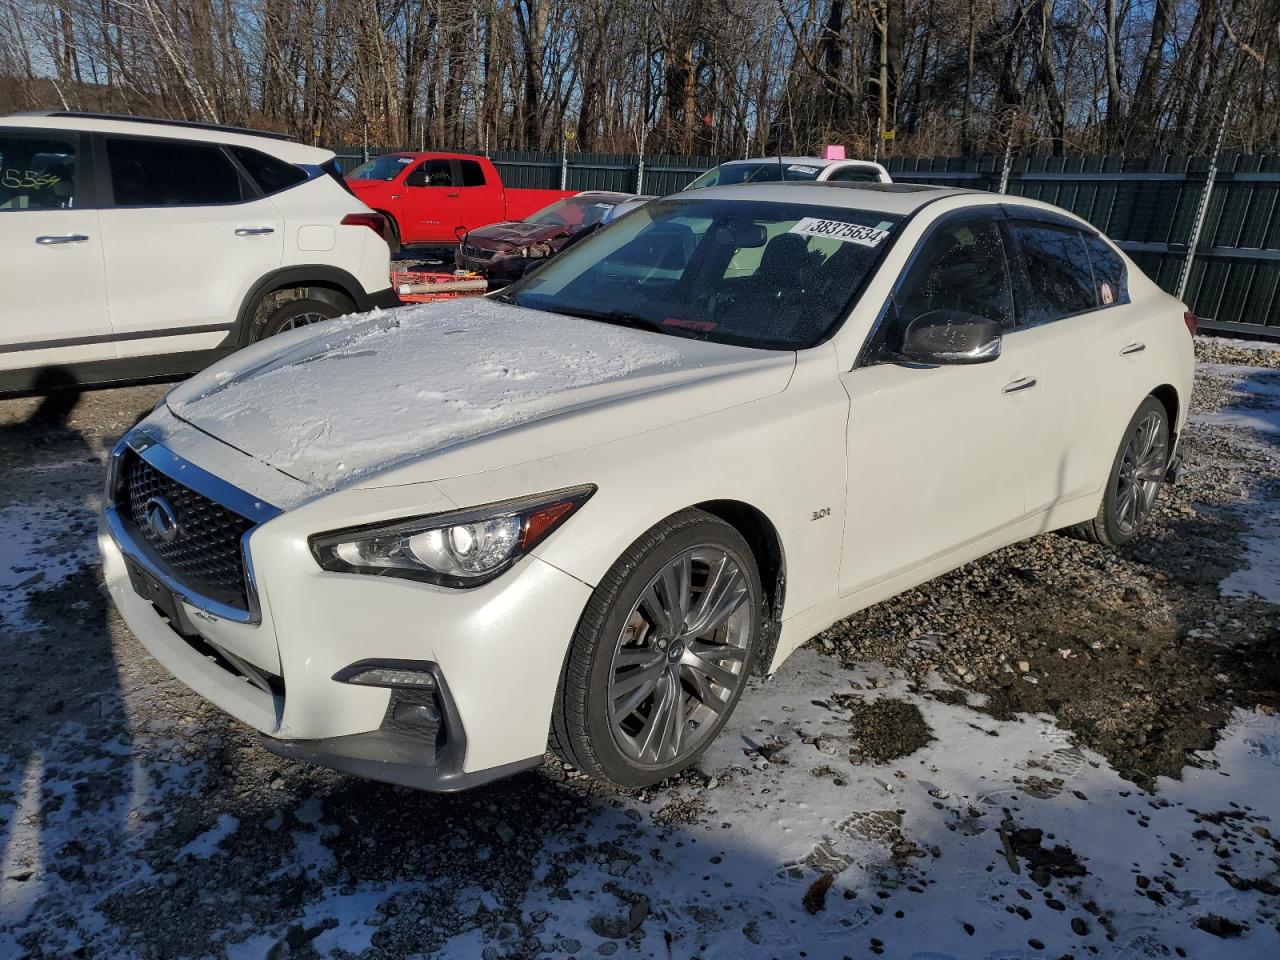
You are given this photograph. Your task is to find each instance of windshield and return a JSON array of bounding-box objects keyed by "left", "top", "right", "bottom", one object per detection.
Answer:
[
  {"left": 527, "top": 196, "right": 617, "bottom": 229},
  {"left": 346, "top": 154, "right": 415, "bottom": 181},
  {"left": 500, "top": 198, "right": 901, "bottom": 351},
  {"left": 685, "top": 161, "right": 825, "bottom": 190}
]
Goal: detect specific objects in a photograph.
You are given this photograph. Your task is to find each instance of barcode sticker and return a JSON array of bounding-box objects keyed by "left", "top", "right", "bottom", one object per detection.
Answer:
[{"left": 789, "top": 217, "right": 889, "bottom": 247}]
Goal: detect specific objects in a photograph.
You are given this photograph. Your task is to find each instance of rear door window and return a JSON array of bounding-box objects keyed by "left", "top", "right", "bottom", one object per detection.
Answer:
[
  {"left": 894, "top": 216, "right": 1015, "bottom": 333},
  {"left": 1009, "top": 221, "right": 1097, "bottom": 323},
  {"left": 1082, "top": 233, "right": 1130, "bottom": 306},
  {"left": 459, "top": 160, "right": 486, "bottom": 187},
  {"left": 107, "top": 137, "right": 245, "bottom": 206},
  {"left": 0, "top": 133, "right": 79, "bottom": 211}
]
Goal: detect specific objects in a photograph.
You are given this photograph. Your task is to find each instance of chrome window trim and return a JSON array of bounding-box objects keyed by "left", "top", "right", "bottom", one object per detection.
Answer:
[{"left": 105, "top": 431, "right": 282, "bottom": 625}]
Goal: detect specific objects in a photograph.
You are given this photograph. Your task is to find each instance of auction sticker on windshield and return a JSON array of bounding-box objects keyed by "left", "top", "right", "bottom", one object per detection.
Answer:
[{"left": 789, "top": 217, "right": 889, "bottom": 247}]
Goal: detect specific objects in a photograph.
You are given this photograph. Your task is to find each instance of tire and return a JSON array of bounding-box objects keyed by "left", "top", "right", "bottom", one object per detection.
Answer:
[
  {"left": 550, "top": 510, "right": 762, "bottom": 788},
  {"left": 1070, "top": 395, "right": 1170, "bottom": 547},
  {"left": 251, "top": 295, "right": 351, "bottom": 342}
]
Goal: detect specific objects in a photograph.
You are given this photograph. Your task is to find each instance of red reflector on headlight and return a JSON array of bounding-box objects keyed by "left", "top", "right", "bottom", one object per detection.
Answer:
[
  {"left": 341, "top": 212, "right": 387, "bottom": 238},
  {"left": 1183, "top": 311, "right": 1198, "bottom": 336}
]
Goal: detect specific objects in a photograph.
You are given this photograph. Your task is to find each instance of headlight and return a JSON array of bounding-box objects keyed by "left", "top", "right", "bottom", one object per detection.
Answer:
[{"left": 308, "top": 485, "right": 595, "bottom": 587}]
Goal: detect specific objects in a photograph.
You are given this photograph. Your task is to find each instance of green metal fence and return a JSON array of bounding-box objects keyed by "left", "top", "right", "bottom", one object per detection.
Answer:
[{"left": 333, "top": 146, "right": 1280, "bottom": 336}]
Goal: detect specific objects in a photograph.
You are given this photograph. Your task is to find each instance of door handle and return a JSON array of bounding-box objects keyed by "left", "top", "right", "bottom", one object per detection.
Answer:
[
  {"left": 36, "top": 234, "right": 89, "bottom": 245},
  {"left": 390, "top": 194, "right": 401, "bottom": 199},
  {"left": 445, "top": 192, "right": 460, "bottom": 198},
  {"left": 235, "top": 226, "right": 275, "bottom": 237},
  {"left": 1002, "top": 376, "right": 1038, "bottom": 394},
  {"left": 1120, "top": 342, "right": 1146, "bottom": 355}
]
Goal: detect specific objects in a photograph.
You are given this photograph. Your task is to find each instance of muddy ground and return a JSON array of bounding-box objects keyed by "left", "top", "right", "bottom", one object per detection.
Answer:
[{"left": 1, "top": 337, "right": 1278, "bottom": 959}]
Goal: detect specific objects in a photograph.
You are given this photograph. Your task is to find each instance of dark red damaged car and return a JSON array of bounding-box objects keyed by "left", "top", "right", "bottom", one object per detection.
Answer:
[{"left": 456, "top": 191, "right": 650, "bottom": 285}]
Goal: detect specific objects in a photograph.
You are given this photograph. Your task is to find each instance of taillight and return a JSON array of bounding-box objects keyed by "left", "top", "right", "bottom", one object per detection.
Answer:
[
  {"left": 1183, "top": 310, "right": 1198, "bottom": 336},
  {"left": 341, "top": 212, "right": 387, "bottom": 239}
]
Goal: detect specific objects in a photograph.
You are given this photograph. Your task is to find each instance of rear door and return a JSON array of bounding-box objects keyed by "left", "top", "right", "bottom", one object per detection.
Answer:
[
  {"left": 400, "top": 158, "right": 462, "bottom": 242},
  {"left": 1006, "top": 215, "right": 1139, "bottom": 512},
  {"left": 0, "top": 128, "right": 113, "bottom": 375},
  {"left": 456, "top": 158, "right": 504, "bottom": 232},
  {"left": 95, "top": 134, "right": 284, "bottom": 361}
]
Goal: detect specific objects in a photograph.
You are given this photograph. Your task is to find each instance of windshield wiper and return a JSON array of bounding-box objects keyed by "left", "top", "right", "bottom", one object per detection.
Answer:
[{"left": 489, "top": 291, "right": 517, "bottom": 304}]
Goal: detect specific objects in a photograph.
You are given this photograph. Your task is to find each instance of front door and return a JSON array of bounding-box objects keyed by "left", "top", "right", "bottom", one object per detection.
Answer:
[
  {"left": 839, "top": 212, "right": 1042, "bottom": 595},
  {"left": 0, "top": 129, "right": 113, "bottom": 376}
]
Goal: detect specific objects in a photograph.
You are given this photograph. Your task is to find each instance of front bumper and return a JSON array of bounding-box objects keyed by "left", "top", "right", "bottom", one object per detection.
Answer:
[{"left": 99, "top": 434, "right": 594, "bottom": 790}]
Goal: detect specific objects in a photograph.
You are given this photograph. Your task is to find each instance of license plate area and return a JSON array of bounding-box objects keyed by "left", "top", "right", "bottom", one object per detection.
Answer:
[{"left": 125, "top": 558, "right": 199, "bottom": 638}]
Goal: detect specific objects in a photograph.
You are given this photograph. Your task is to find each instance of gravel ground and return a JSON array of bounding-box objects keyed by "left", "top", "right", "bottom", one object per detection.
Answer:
[{"left": 0, "top": 337, "right": 1277, "bottom": 959}]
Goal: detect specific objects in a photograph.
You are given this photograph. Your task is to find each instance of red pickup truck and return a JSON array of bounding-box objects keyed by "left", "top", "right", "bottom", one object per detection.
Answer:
[{"left": 345, "top": 152, "right": 573, "bottom": 250}]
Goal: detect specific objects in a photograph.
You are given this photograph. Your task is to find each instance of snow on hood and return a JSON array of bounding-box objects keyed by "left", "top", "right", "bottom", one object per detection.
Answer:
[{"left": 166, "top": 298, "right": 778, "bottom": 491}]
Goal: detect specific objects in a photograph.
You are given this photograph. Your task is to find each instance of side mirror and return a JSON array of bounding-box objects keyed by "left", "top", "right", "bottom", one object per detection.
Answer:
[
  {"left": 404, "top": 169, "right": 429, "bottom": 187},
  {"left": 896, "top": 309, "right": 1002, "bottom": 365}
]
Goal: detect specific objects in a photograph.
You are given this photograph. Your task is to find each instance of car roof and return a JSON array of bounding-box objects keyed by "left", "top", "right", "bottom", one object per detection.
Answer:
[
  {"left": 0, "top": 112, "right": 333, "bottom": 165},
  {"left": 670, "top": 181, "right": 980, "bottom": 217},
  {"left": 716, "top": 156, "right": 885, "bottom": 169}
]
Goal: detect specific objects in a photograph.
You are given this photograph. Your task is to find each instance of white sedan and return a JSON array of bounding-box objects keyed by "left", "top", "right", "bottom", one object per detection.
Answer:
[{"left": 99, "top": 182, "right": 1195, "bottom": 790}]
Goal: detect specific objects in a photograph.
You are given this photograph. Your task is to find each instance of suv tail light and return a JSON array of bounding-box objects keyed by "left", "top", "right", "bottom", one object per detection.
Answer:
[
  {"left": 341, "top": 212, "right": 387, "bottom": 239},
  {"left": 1183, "top": 310, "right": 1198, "bottom": 336}
]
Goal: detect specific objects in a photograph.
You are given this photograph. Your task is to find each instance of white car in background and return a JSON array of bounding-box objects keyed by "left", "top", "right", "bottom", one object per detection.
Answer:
[
  {"left": 100, "top": 182, "right": 1194, "bottom": 792},
  {"left": 0, "top": 112, "right": 397, "bottom": 395},
  {"left": 685, "top": 156, "right": 892, "bottom": 189}
]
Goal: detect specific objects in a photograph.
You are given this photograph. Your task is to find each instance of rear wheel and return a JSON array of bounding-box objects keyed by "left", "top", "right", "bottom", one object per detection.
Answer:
[
  {"left": 248, "top": 291, "right": 354, "bottom": 342},
  {"left": 550, "top": 511, "right": 761, "bottom": 787},
  {"left": 1071, "top": 396, "right": 1170, "bottom": 546}
]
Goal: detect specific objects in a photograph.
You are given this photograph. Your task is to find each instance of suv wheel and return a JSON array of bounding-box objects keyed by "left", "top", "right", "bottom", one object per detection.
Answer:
[
  {"left": 249, "top": 291, "right": 354, "bottom": 342},
  {"left": 1071, "top": 396, "right": 1170, "bottom": 546},
  {"left": 551, "top": 510, "right": 761, "bottom": 787}
]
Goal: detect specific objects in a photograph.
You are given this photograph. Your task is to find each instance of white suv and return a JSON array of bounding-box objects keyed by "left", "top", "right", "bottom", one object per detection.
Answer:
[{"left": 0, "top": 112, "right": 397, "bottom": 394}]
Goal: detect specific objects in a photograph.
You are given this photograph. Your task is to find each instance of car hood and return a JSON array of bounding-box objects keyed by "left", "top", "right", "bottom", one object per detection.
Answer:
[
  {"left": 165, "top": 298, "right": 793, "bottom": 495},
  {"left": 467, "top": 221, "right": 569, "bottom": 248}
]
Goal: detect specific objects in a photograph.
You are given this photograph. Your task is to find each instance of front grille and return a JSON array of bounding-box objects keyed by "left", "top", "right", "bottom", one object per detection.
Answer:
[
  {"left": 120, "top": 452, "right": 254, "bottom": 610},
  {"left": 462, "top": 243, "right": 495, "bottom": 262}
]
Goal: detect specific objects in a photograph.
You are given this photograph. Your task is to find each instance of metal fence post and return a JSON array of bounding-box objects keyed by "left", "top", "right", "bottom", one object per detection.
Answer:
[
  {"left": 1177, "top": 98, "right": 1232, "bottom": 302},
  {"left": 998, "top": 111, "right": 1016, "bottom": 195}
]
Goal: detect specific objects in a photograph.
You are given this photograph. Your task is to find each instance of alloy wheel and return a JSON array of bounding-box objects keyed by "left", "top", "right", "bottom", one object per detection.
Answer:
[
  {"left": 1115, "top": 412, "right": 1168, "bottom": 534},
  {"left": 607, "top": 546, "right": 753, "bottom": 766},
  {"left": 281, "top": 310, "right": 331, "bottom": 332}
]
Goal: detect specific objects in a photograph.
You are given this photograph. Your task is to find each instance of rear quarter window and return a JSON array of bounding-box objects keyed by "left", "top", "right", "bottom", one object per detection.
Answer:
[
  {"left": 229, "top": 146, "right": 306, "bottom": 195},
  {"left": 1083, "top": 233, "right": 1130, "bottom": 306}
]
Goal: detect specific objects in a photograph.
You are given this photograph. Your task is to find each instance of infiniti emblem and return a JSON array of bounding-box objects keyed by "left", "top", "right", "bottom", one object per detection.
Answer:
[{"left": 142, "top": 496, "right": 180, "bottom": 545}]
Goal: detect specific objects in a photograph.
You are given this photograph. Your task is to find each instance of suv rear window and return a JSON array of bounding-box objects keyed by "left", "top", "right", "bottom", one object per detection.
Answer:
[
  {"left": 106, "top": 137, "right": 245, "bottom": 207},
  {"left": 0, "top": 133, "right": 78, "bottom": 211},
  {"left": 230, "top": 146, "right": 306, "bottom": 195}
]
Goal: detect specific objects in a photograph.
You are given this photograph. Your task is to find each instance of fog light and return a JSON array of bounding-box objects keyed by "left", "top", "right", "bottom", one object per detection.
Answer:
[
  {"left": 393, "top": 701, "right": 441, "bottom": 726},
  {"left": 343, "top": 666, "right": 437, "bottom": 689}
]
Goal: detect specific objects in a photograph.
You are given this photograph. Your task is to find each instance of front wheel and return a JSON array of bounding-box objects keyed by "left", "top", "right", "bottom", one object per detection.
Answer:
[
  {"left": 550, "top": 511, "right": 762, "bottom": 788},
  {"left": 1072, "top": 396, "right": 1170, "bottom": 546}
]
